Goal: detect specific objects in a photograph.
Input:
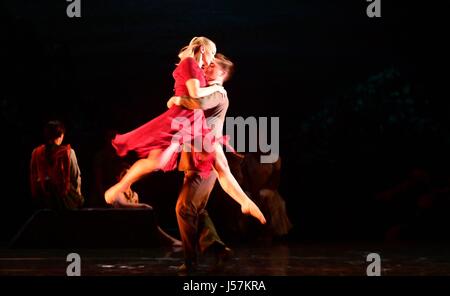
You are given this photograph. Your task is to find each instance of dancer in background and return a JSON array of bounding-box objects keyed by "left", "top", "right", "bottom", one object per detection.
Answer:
[
  {"left": 109, "top": 165, "right": 182, "bottom": 249},
  {"left": 30, "top": 120, "right": 84, "bottom": 210}
]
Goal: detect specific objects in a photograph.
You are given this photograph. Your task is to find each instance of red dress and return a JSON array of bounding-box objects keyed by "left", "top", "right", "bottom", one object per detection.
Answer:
[{"left": 112, "top": 57, "right": 217, "bottom": 176}]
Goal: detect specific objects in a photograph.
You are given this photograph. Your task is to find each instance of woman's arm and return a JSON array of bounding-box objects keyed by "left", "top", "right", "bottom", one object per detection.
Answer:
[
  {"left": 167, "top": 92, "right": 224, "bottom": 110},
  {"left": 167, "top": 96, "right": 201, "bottom": 109},
  {"left": 185, "top": 79, "right": 225, "bottom": 98}
]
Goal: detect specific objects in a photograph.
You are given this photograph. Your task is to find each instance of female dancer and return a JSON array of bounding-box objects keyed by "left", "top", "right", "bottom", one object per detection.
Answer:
[{"left": 105, "top": 37, "right": 266, "bottom": 224}]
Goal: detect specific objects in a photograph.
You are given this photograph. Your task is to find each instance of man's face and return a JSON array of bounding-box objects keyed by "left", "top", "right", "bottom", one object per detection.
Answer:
[
  {"left": 55, "top": 134, "right": 64, "bottom": 146},
  {"left": 205, "top": 61, "right": 223, "bottom": 82}
]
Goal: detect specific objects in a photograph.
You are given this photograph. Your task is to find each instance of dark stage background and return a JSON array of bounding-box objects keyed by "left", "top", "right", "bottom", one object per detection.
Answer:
[{"left": 1, "top": 1, "right": 447, "bottom": 244}]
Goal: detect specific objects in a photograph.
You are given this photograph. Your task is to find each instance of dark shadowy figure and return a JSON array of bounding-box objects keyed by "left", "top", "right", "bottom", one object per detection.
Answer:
[
  {"left": 376, "top": 167, "right": 450, "bottom": 241},
  {"left": 110, "top": 165, "right": 183, "bottom": 250},
  {"left": 242, "top": 153, "right": 292, "bottom": 238},
  {"left": 91, "top": 129, "right": 124, "bottom": 207},
  {"left": 210, "top": 152, "right": 292, "bottom": 242}
]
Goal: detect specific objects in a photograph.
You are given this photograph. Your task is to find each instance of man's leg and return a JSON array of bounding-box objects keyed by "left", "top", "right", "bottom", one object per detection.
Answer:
[
  {"left": 176, "top": 172, "right": 202, "bottom": 269},
  {"left": 194, "top": 174, "right": 233, "bottom": 264},
  {"left": 180, "top": 171, "right": 228, "bottom": 254},
  {"left": 176, "top": 170, "right": 228, "bottom": 271},
  {"left": 198, "top": 209, "right": 225, "bottom": 253},
  {"left": 198, "top": 209, "right": 233, "bottom": 266}
]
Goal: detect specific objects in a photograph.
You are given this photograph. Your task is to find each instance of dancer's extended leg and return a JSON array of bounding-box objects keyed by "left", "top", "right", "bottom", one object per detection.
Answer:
[
  {"left": 213, "top": 144, "right": 266, "bottom": 224},
  {"left": 105, "top": 143, "right": 180, "bottom": 204}
]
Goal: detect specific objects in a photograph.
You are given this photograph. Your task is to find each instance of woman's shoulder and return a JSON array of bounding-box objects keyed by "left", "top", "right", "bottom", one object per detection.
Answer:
[
  {"left": 178, "top": 57, "right": 198, "bottom": 68},
  {"left": 180, "top": 56, "right": 196, "bottom": 63},
  {"left": 175, "top": 57, "right": 202, "bottom": 80}
]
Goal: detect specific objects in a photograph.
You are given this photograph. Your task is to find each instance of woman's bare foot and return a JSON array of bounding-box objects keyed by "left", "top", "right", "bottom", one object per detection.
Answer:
[
  {"left": 104, "top": 182, "right": 129, "bottom": 204},
  {"left": 241, "top": 199, "right": 266, "bottom": 224}
]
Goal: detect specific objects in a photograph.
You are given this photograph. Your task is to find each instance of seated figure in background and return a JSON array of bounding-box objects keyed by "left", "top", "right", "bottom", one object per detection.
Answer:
[{"left": 30, "top": 120, "right": 84, "bottom": 210}]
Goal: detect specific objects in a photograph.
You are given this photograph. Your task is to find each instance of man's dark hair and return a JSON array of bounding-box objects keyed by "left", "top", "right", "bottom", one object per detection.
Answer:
[{"left": 44, "top": 120, "right": 66, "bottom": 143}]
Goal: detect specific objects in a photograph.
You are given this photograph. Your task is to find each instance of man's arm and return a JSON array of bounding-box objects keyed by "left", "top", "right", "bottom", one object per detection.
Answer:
[
  {"left": 69, "top": 149, "right": 82, "bottom": 196},
  {"left": 167, "top": 91, "right": 225, "bottom": 110}
]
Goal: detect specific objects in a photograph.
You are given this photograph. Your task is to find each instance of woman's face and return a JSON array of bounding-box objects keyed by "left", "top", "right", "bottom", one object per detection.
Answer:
[{"left": 202, "top": 48, "right": 216, "bottom": 66}]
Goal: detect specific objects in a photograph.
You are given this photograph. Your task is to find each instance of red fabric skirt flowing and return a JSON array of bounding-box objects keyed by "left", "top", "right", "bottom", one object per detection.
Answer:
[{"left": 112, "top": 106, "right": 223, "bottom": 177}]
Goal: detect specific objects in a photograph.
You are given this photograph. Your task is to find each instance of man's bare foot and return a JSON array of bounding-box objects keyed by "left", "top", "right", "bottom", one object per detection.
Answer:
[{"left": 241, "top": 200, "right": 266, "bottom": 224}]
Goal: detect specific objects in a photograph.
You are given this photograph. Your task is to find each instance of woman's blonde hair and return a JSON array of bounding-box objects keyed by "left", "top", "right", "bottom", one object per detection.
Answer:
[{"left": 178, "top": 36, "right": 216, "bottom": 61}]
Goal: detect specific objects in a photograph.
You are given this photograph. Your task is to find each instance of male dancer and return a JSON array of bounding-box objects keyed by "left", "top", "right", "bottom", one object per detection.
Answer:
[{"left": 168, "top": 54, "right": 239, "bottom": 273}]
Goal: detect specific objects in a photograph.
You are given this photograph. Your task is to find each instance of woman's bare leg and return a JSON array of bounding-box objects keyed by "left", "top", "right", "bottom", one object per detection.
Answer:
[
  {"left": 213, "top": 144, "right": 266, "bottom": 224},
  {"left": 105, "top": 143, "right": 180, "bottom": 204}
]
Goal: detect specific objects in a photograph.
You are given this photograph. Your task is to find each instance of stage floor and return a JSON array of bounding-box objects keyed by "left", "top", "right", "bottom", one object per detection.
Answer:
[{"left": 1, "top": 242, "right": 450, "bottom": 276}]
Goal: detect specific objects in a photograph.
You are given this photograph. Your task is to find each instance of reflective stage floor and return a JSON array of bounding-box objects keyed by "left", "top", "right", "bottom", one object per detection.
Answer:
[{"left": 1, "top": 242, "right": 450, "bottom": 276}]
